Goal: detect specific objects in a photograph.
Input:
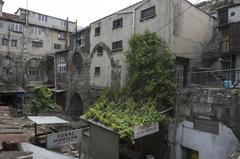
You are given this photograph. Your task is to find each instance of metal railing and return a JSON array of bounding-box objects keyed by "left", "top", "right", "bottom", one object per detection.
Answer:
[{"left": 191, "top": 68, "right": 240, "bottom": 87}]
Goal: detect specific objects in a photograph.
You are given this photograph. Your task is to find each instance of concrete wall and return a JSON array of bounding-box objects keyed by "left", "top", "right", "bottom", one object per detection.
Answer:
[
  {"left": 169, "top": 120, "right": 239, "bottom": 159},
  {"left": 178, "top": 87, "right": 240, "bottom": 140},
  {"left": 90, "top": 123, "right": 119, "bottom": 159},
  {"left": 89, "top": 0, "right": 215, "bottom": 88}
]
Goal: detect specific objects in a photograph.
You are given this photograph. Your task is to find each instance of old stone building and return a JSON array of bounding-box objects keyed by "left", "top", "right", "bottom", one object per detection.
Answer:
[
  {"left": 89, "top": 0, "right": 215, "bottom": 90},
  {"left": 54, "top": 27, "right": 96, "bottom": 117},
  {"left": 0, "top": 0, "right": 76, "bottom": 105}
]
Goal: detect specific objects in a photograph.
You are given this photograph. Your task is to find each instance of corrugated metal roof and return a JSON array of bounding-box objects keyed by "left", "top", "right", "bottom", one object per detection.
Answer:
[{"left": 27, "top": 116, "right": 69, "bottom": 125}]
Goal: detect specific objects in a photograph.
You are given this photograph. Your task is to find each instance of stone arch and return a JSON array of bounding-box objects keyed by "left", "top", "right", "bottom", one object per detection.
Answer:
[
  {"left": 68, "top": 92, "right": 84, "bottom": 118},
  {"left": 90, "top": 42, "right": 113, "bottom": 63},
  {"left": 25, "top": 58, "right": 42, "bottom": 81},
  {"left": 90, "top": 42, "right": 116, "bottom": 87}
]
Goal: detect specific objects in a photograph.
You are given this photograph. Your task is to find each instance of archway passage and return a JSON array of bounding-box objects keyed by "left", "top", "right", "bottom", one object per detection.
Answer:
[{"left": 67, "top": 92, "right": 84, "bottom": 119}]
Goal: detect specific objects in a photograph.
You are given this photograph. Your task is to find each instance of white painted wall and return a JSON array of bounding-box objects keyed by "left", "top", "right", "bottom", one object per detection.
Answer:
[
  {"left": 90, "top": 50, "right": 112, "bottom": 87},
  {"left": 228, "top": 5, "right": 240, "bottom": 24},
  {"left": 168, "top": 120, "right": 239, "bottom": 159}
]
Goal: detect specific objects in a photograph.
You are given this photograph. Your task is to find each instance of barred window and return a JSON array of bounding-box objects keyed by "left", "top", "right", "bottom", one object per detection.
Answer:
[
  {"left": 32, "top": 41, "right": 43, "bottom": 48},
  {"left": 112, "top": 41, "right": 123, "bottom": 51},
  {"left": 140, "top": 6, "right": 156, "bottom": 21},
  {"left": 113, "top": 18, "right": 123, "bottom": 29}
]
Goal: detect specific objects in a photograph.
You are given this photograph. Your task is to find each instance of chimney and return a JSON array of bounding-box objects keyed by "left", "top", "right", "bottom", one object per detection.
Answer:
[{"left": 0, "top": 0, "right": 4, "bottom": 17}]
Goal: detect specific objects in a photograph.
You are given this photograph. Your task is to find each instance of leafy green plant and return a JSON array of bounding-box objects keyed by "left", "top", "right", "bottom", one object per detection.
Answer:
[
  {"left": 28, "top": 85, "right": 56, "bottom": 115},
  {"left": 126, "top": 31, "right": 176, "bottom": 109},
  {"left": 84, "top": 31, "right": 175, "bottom": 140}
]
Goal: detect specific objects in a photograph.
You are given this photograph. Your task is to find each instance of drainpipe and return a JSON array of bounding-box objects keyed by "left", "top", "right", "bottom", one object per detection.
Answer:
[{"left": 117, "top": 1, "right": 144, "bottom": 35}]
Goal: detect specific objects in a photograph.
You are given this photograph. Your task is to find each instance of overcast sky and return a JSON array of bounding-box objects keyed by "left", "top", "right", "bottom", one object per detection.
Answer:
[{"left": 2, "top": 0, "right": 204, "bottom": 27}]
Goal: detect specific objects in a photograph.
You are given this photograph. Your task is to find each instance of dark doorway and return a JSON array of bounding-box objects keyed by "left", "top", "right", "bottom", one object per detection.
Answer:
[{"left": 67, "top": 92, "right": 83, "bottom": 120}]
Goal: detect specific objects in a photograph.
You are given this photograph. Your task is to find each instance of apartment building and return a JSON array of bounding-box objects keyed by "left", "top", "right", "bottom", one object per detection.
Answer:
[
  {"left": 0, "top": 0, "right": 76, "bottom": 106},
  {"left": 0, "top": 0, "right": 75, "bottom": 85}
]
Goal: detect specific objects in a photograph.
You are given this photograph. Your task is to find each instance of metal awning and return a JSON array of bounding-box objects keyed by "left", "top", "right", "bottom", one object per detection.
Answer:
[{"left": 27, "top": 116, "right": 69, "bottom": 125}]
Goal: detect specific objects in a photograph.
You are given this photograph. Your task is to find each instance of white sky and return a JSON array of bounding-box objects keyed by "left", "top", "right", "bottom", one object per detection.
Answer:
[{"left": 2, "top": 0, "right": 205, "bottom": 27}]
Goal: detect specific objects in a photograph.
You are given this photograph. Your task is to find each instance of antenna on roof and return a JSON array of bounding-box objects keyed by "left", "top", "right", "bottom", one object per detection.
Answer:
[{"left": 26, "top": 0, "right": 28, "bottom": 10}]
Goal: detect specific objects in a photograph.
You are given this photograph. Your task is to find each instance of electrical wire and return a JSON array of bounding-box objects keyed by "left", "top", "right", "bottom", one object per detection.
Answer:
[{"left": 154, "top": 0, "right": 204, "bottom": 34}]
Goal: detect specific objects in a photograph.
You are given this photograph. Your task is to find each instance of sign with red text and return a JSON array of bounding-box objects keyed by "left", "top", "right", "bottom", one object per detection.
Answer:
[
  {"left": 134, "top": 122, "right": 159, "bottom": 139},
  {"left": 47, "top": 129, "right": 82, "bottom": 149}
]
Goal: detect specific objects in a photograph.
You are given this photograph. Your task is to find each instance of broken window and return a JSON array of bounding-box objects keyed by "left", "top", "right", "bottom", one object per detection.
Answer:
[
  {"left": 54, "top": 43, "right": 61, "bottom": 49},
  {"left": 113, "top": 18, "right": 123, "bottom": 29},
  {"left": 140, "top": 6, "right": 156, "bottom": 21},
  {"left": 11, "top": 40, "right": 17, "bottom": 47},
  {"left": 112, "top": 41, "right": 123, "bottom": 51},
  {"left": 32, "top": 41, "right": 43, "bottom": 48},
  {"left": 10, "top": 23, "right": 23, "bottom": 32},
  {"left": 2, "top": 38, "right": 9, "bottom": 46},
  {"left": 95, "top": 27, "right": 100, "bottom": 36},
  {"left": 95, "top": 67, "right": 100, "bottom": 76},
  {"left": 57, "top": 57, "right": 66, "bottom": 73}
]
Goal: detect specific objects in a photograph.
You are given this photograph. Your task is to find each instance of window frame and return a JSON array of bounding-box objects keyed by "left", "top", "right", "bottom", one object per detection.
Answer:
[
  {"left": 76, "top": 34, "right": 85, "bottom": 47},
  {"left": 97, "top": 47, "right": 103, "bottom": 56},
  {"left": 11, "top": 39, "right": 17, "bottom": 47},
  {"left": 112, "top": 41, "right": 123, "bottom": 51},
  {"left": 140, "top": 6, "right": 156, "bottom": 21},
  {"left": 95, "top": 67, "right": 101, "bottom": 76},
  {"left": 95, "top": 27, "right": 101, "bottom": 36},
  {"left": 31, "top": 27, "right": 42, "bottom": 35},
  {"left": 57, "top": 57, "right": 67, "bottom": 73},
  {"left": 58, "top": 32, "right": 65, "bottom": 40},
  {"left": 32, "top": 41, "right": 43, "bottom": 48},
  {"left": 54, "top": 43, "right": 61, "bottom": 50},
  {"left": 2, "top": 38, "right": 9, "bottom": 46},
  {"left": 10, "top": 23, "right": 23, "bottom": 32},
  {"left": 38, "top": 14, "right": 48, "bottom": 22},
  {"left": 113, "top": 18, "right": 123, "bottom": 30}
]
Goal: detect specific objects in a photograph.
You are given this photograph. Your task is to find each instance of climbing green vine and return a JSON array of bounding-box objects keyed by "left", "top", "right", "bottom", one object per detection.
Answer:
[{"left": 84, "top": 31, "right": 176, "bottom": 140}]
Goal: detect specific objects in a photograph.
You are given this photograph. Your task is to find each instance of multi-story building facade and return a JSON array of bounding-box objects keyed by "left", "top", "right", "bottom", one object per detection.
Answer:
[
  {"left": 89, "top": 0, "right": 215, "bottom": 89},
  {"left": 217, "top": 3, "right": 240, "bottom": 80},
  {"left": 55, "top": 27, "right": 94, "bottom": 117},
  {"left": 0, "top": 0, "right": 75, "bottom": 84},
  {"left": 0, "top": 0, "right": 76, "bottom": 105}
]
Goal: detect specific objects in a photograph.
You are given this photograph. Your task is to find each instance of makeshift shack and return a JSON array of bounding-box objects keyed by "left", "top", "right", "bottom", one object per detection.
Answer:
[{"left": 82, "top": 118, "right": 169, "bottom": 159}]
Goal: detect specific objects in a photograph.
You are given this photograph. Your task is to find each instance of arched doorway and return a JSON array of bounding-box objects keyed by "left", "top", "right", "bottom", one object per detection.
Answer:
[{"left": 67, "top": 92, "right": 83, "bottom": 120}]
